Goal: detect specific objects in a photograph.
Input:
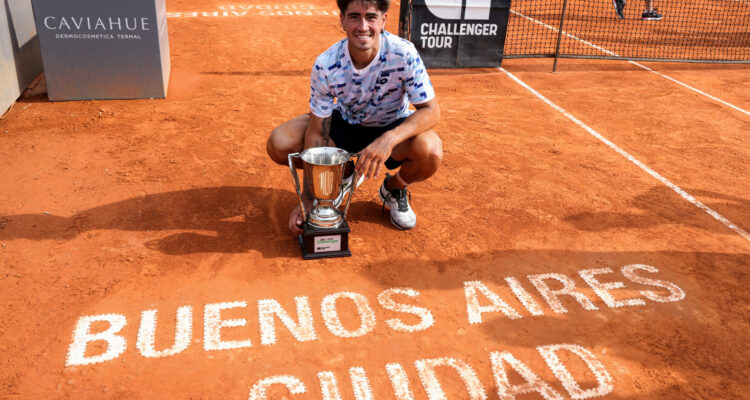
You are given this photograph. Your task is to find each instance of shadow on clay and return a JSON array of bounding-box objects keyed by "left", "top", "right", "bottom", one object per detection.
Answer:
[
  {"left": 358, "top": 248, "right": 749, "bottom": 399},
  {"left": 0, "top": 185, "right": 398, "bottom": 257},
  {"left": 564, "top": 186, "right": 750, "bottom": 234},
  {"left": 0, "top": 186, "right": 302, "bottom": 257}
]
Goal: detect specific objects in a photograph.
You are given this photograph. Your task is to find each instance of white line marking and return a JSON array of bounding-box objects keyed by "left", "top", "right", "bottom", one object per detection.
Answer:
[
  {"left": 500, "top": 67, "right": 750, "bottom": 242},
  {"left": 509, "top": 10, "right": 750, "bottom": 117},
  {"left": 511, "top": 10, "right": 617, "bottom": 57},
  {"left": 629, "top": 61, "right": 750, "bottom": 117}
]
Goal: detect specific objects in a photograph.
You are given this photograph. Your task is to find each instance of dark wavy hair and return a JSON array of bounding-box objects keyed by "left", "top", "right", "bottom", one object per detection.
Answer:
[{"left": 336, "top": 0, "right": 391, "bottom": 14}]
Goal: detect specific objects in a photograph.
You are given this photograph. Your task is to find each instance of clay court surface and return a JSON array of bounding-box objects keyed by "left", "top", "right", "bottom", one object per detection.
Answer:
[{"left": 2, "top": 0, "right": 750, "bottom": 399}]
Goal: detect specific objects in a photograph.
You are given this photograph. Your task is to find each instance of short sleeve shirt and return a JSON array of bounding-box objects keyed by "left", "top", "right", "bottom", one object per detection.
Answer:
[{"left": 309, "top": 30, "right": 435, "bottom": 127}]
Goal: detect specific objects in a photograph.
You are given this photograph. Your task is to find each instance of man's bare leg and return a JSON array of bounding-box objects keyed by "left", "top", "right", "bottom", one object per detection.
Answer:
[
  {"left": 266, "top": 114, "right": 310, "bottom": 166},
  {"left": 377, "top": 130, "right": 442, "bottom": 230},
  {"left": 268, "top": 114, "right": 346, "bottom": 233}
]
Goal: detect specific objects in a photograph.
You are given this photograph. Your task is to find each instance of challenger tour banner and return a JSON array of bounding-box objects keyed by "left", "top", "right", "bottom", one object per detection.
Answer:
[{"left": 410, "top": 0, "right": 511, "bottom": 68}]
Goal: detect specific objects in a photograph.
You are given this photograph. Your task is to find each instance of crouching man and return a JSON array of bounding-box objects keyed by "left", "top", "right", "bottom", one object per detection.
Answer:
[{"left": 266, "top": 0, "right": 442, "bottom": 232}]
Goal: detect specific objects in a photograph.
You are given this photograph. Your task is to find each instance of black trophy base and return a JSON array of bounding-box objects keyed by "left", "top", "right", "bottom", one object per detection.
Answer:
[{"left": 297, "top": 220, "right": 352, "bottom": 260}]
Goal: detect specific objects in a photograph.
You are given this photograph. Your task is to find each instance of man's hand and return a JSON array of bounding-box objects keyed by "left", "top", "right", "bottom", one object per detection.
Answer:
[
  {"left": 354, "top": 99, "right": 440, "bottom": 180},
  {"left": 356, "top": 134, "right": 394, "bottom": 180},
  {"left": 288, "top": 204, "right": 305, "bottom": 235}
]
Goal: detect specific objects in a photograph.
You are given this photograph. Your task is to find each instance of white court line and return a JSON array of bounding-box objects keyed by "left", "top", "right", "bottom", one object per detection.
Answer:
[
  {"left": 509, "top": 9, "right": 750, "bottom": 117},
  {"left": 499, "top": 67, "right": 750, "bottom": 243}
]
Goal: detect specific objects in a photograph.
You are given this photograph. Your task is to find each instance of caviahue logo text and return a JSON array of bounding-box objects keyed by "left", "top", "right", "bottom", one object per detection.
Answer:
[{"left": 43, "top": 16, "right": 151, "bottom": 31}]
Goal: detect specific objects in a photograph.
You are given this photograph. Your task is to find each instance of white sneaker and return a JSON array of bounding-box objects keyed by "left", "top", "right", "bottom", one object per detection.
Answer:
[{"left": 379, "top": 174, "right": 416, "bottom": 230}]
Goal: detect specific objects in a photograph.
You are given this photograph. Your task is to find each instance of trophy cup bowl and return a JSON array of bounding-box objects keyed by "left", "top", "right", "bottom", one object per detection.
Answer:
[{"left": 288, "top": 147, "right": 359, "bottom": 259}]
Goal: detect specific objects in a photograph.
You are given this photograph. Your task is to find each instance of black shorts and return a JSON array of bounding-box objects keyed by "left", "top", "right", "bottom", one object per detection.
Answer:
[{"left": 329, "top": 110, "right": 406, "bottom": 170}]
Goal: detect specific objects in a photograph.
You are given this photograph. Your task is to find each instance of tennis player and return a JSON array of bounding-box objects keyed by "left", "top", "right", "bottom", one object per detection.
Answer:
[{"left": 266, "top": 0, "right": 442, "bottom": 233}]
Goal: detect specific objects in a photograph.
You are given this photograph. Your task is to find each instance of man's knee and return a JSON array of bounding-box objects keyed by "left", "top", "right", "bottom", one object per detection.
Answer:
[
  {"left": 415, "top": 131, "right": 443, "bottom": 166},
  {"left": 266, "top": 129, "right": 284, "bottom": 165},
  {"left": 267, "top": 126, "right": 299, "bottom": 165},
  {"left": 267, "top": 114, "right": 309, "bottom": 165}
]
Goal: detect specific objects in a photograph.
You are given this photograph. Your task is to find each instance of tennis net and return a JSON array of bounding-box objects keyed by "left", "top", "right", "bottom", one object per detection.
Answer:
[
  {"left": 398, "top": 0, "right": 750, "bottom": 64},
  {"left": 505, "top": 0, "right": 750, "bottom": 63}
]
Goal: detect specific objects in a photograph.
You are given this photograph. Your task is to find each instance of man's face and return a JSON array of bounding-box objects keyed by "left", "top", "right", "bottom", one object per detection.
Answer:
[{"left": 340, "top": 1, "right": 387, "bottom": 53}]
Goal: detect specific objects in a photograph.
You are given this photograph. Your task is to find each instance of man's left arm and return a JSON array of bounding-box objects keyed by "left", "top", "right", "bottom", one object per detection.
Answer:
[{"left": 356, "top": 98, "right": 441, "bottom": 179}]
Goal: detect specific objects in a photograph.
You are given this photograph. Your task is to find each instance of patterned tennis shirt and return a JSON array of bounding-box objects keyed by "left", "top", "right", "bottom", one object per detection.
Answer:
[{"left": 309, "top": 30, "right": 435, "bottom": 127}]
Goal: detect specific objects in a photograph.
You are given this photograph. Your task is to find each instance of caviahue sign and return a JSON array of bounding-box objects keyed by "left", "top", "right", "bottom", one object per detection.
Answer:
[
  {"left": 31, "top": 0, "right": 170, "bottom": 100},
  {"left": 409, "top": 0, "right": 510, "bottom": 68}
]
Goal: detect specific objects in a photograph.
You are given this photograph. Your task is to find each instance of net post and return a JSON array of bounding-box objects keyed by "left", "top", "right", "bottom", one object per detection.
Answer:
[
  {"left": 553, "top": 0, "right": 570, "bottom": 72},
  {"left": 398, "top": 0, "right": 411, "bottom": 39}
]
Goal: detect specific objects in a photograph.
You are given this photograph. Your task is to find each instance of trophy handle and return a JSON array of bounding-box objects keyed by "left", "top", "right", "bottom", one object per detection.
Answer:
[
  {"left": 342, "top": 153, "right": 360, "bottom": 219},
  {"left": 288, "top": 152, "right": 307, "bottom": 222}
]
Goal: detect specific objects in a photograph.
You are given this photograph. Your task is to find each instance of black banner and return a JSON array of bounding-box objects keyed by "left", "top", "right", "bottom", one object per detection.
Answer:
[{"left": 409, "top": 0, "right": 510, "bottom": 68}]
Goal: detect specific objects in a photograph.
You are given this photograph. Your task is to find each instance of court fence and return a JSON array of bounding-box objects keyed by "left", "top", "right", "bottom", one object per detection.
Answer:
[{"left": 398, "top": 0, "right": 750, "bottom": 70}]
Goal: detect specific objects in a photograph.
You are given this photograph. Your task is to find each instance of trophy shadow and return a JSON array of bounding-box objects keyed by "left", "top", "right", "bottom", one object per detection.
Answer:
[
  {"left": 346, "top": 199, "right": 394, "bottom": 228},
  {"left": 0, "top": 186, "right": 300, "bottom": 257}
]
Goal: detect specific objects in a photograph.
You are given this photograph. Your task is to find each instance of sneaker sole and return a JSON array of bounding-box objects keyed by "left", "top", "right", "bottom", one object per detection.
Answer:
[
  {"left": 390, "top": 215, "right": 412, "bottom": 230},
  {"left": 642, "top": 17, "right": 662, "bottom": 20}
]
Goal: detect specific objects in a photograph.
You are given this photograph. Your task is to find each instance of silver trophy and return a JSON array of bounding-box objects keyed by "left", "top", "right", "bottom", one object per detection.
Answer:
[{"left": 288, "top": 147, "right": 359, "bottom": 259}]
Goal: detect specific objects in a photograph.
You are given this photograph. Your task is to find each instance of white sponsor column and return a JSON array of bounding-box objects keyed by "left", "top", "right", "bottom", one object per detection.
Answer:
[{"left": 1, "top": 0, "right": 43, "bottom": 114}]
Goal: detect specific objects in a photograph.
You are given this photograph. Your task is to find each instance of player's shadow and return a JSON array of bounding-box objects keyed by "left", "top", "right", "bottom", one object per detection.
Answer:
[
  {"left": 357, "top": 248, "right": 749, "bottom": 399},
  {"left": 0, "top": 186, "right": 300, "bottom": 257},
  {"left": 565, "top": 186, "right": 750, "bottom": 234},
  {"left": 347, "top": 200, "right": 395, "bottom": 228}
]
